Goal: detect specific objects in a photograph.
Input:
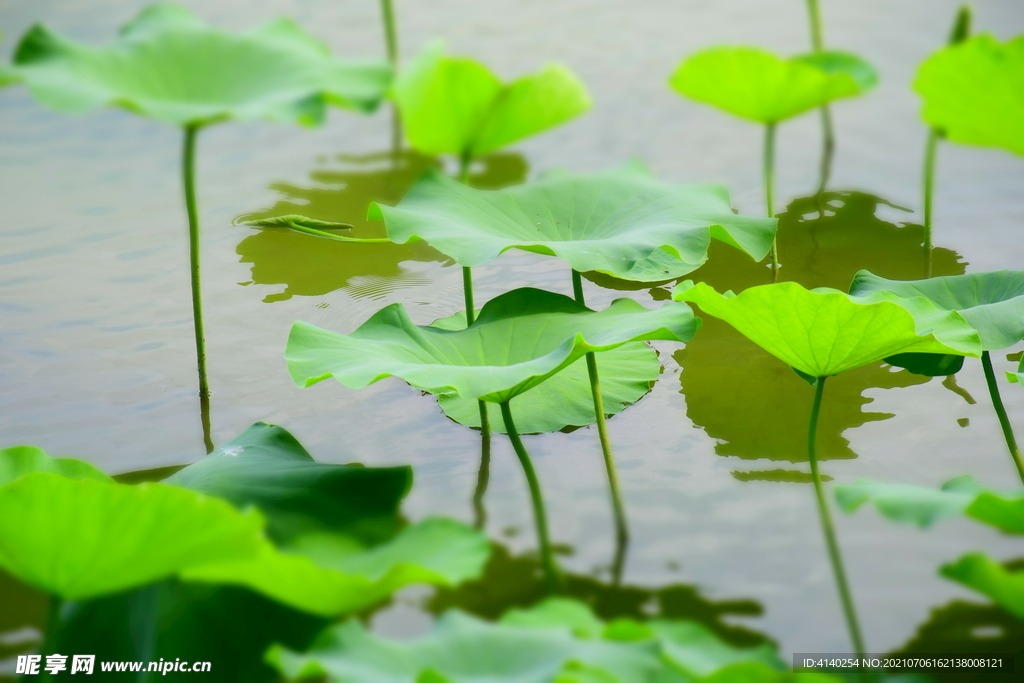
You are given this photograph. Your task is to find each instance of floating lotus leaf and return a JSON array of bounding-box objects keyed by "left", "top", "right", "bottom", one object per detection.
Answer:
[
  {"left": 286, "top": 287, "right": 698, "bottom": 404},
  {"left": 673, "top": 281, "right": 981, "bottom": 379},
  {"left": 392, "top": 39, "right": 591, "bottom": 156},
  {"left": 834, "top": 476, "right": 996, "bottom": 529},
  {"left": 368, "top": 165, "right": 776, "bottom": 281},
  {"left": 850, "top": 270, "right": 1024, "bottom": 351},
  {"left": 967, "top": 492, "right": 1024, "bottom": 534},
  {"left": 669, "top": 47, "right": 877, "bottom": 124},
  {"left": 431, "top": 311, "right": 659, "bottom": 434},
  {"left": 0, "top": 444, "right": 110, "bottom": 487},
  {"left": 0, "top": 473, "right": 265, "bottom": 601},
  {"left": 182, "top": 518, "right": 490, "bottom": 617},
  {"left": 267, "top": 597, "right": 793, "bottom": 683},
  {"left": 166, "top": 422, "right": 412, "bottom": 542},
  {"left": 941, "top": 553, "right": 1024, "bottom": 620},
  {"left": 915, "top": 35, "right": 1024, "bottom": 155},
  {"left": 12, "top": 3, "right": 391, "bottom": 127}
]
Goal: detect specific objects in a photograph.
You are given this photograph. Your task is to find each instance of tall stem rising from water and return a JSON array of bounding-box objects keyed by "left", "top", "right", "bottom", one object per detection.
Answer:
[
  {"left": 572, "top": 269, "right": 629, "bottom": 583},
  {"left": 764, "top": 122, "right": 779, "bottom": 281},
  {"left": 981, "top": 351, "right": 1024, "bottom": 485},
  {"left": 501, "top": 401, "right": 560, "bottom": 593},
  {"left": 182, "top": 124, "right": 213, "bottom": 454},
  {"left": 805, "top": 0, "right": 834, "bottom": 197},
  {"left": 379, "top": 0, "right": 402, "bottom": 153},
  {"left": 808, "top": 377, "right": 867, "bottom": 660}
]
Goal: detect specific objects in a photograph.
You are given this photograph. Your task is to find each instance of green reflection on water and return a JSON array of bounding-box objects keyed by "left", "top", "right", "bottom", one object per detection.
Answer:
[
  {"left": 235, "top": 150, "right": 528, "bottom": 302},
  {"left": 674, "top": 192, "right": 967, "bottom": 474}
]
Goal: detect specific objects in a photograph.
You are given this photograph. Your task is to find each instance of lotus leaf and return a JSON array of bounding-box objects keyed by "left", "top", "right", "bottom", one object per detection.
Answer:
[
  {"left": 834, "top": 476, "right": 998, "bottom": 528},
  {"left": 286, "top": 287, "right": 698, "bottom": 404},
  {"left": 166, "top": 422, "right": 412, "bottom": 542},
  {"left": 673, "top": 281, "right": 981, "bottom": 379},
  {"left": 915, "top": 35, "right": 1024, "bottom": 155},
  {"left": 237, "top": 215, "right": 354, "bottom": 230},
  {"left": 967, "top": 492, "right": 1024, "bottom": 534},
  {"left": 182, "top": 518, "right": 489, "bottom": 617},
  {"left": 0, "top": 473, "right": 265, "bottom": 601},
  {"left": 0, "top": 444, "right": 111, "bottom": 487},
  {"left": 940, "top": 553, "right": 1024, "bottom": 620},
  {"left": 850, "top": 270, "right": 1024, "bottom": 351},
  {"left": 12, "top": 3, "right": 391, "bottom": 127},
  {"left": 669, "top": 47, "right": 876, "bottom": 124},
  {"left": 392, "top": 39, "right": 591, "bottom": 157},
  {"left": 368, "top": 165, "right": 776, "bottom": 281},
  {"left": 433, "top": 311, "right": 658, "bottom": 433}
]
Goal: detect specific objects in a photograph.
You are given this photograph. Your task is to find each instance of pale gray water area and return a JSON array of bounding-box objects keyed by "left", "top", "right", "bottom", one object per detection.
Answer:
[{"left": 2, "top": 0, "right": 1024, "bottom": 662}]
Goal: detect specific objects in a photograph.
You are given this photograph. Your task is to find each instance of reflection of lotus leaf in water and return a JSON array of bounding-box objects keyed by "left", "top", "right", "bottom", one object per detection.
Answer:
[
  {"left": 236, "top": 151, "right": 528, "bottom": 302},
  {"left": 673, "top": 192, "right": 966, "bottom": 475},
  {"left": 426, "top": 542, "right": 769, "bottom": 648}
]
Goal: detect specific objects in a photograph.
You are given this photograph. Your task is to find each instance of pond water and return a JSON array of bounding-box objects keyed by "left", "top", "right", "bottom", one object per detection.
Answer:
[{"left": 2, "top": 0, "right": 1024, "bottom": 673}]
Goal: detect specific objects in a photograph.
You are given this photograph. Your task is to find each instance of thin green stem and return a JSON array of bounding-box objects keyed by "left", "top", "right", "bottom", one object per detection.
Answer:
[
  {"left": 805, "top": 0, "right": 825, "bottom": 51},
  {"left": 981, "top": 351, "right": 1024, "bottom": 485},
  {"left": 807, "top": 377, "right": 867, "bottom": 661},
  {"left": 183, "top": 124, "right": 213, "bottom": 454},
  {"left": 458, "top": 150, "right": 472, "bottom": 184},
  {"left": 379, "top": 0, "right": 402, "bottom": 155},
  {"left": 280, "top": 222, "right": 391, "bottom": 243},
  {"left": 764, "top": 122, "right": 779, "bottom": 281},
  {"left": 500, "top": 401, "right": 560, "bottom": 592},
  {"left": 804, "top": 0, "right": 834, "bottom": 200},
  {"left": 922, "top": 127, "right": 940, "bottom": 278},
  {"left": 462, "top": 267, "right": 476, "bottom": 325},
  {"left": 35, "top": 597, "right": 62, "bottom": 680},
  {"left": 571, "top": 270, "right": 629, "bottom": 583}
]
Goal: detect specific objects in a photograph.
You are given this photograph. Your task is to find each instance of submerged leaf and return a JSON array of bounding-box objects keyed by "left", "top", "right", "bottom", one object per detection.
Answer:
[
  {"left": 0, "top": 473, "right": 265, "bottom": 601},
  {"left": 369, "top": 166, "right": 776, "bottom": 281},
  {"left": 941, "top": 553, "right": 1024, "bottom": 619},
  {"left": 834, "top": 476, "right": 993, "bottom": 528},
  {"left": 12, "top": 3, "right": 391, "bottom": 127},
  {"left": 287, "top": 287, "right": 698, "bottom": 404},
  {"left": 392, "top": 40, "right": 591, "bottom": 156},
  {"left": 850, "top": 270, "right": 1024, "bottom": 351},
  {"left": 669, "top": 47, "right": 876, "bottom": 124},
  {"left": 235, "top": 214, "right": 354, "bottom": 230},
  {"left": 182, "top": 518, "right": 489, "bottom": 617},
  {"left": 166, "top": 422, "right": 411, "bottom": 542},
  {"left": 673, "top": 281, "right": 981, "bottom": 378},
  {"left": 915, "top": 35, "right": 1024, "bottom": 155},
  {"left": 0, "top": 444, "right": 111, "bottom": 487}
]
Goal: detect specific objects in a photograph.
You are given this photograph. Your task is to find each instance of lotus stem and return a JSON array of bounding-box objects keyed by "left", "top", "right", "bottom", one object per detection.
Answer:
[
  {"left": 805, "top": 0, "right": 834, "bottom": 199},
  {"left": 500, "top": 401, "right": 561, "bottom": 593},
  {"left": 980, "top": 352, "right": 1024, "bottom": 485},
  {"left": 764, "top": 122, "right": 779, "bottom": 281},
  {"left": 807, "top": 376, "right": 867, "bottom": 662},
  {"left": 922, "top": 127, "right": 940, "bottom": 279},
  {"left": 282, "top": 223, "right": 391, "bottom": 243},
  {"left": 38, "top": 597, "right": 63, "bottom": 679},
  {"left": 379, "top": 0, "right": 402, "bottom": 154},
  {"left": 572, "top": 269, "right": 630, "bottom": 584},
  {"left": 458, "top": 150, "right": 472, "bottom": 184},
  {"left": 182, "top": 124, "right": 214, "bottom": 454}
]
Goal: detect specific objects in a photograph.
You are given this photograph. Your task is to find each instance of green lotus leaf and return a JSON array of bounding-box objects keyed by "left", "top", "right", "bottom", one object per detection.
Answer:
[
  {"left": 704, "top": 663, "right": 841, "bottom": 683},
  {"left": 915, "top": 35, "right": 1024, "bottom": 155},
  {"left": 0, "top": 63, "right": 21, "bottom": 88},
  {"left": 392, "top": 39, "right": 591, "bottom": 156},
  {"left": 12, "top": 3, "right": 391, "bottom": 128},
  {"left": 166, "top": 422, "right": 412, "bottom": 542},
  {"left": 500, "top": 598, "right": 607, "bottom": 639},
  {"left": 0, "top": 444, "right": 111, "bottom": 487},
  {"left": 966, "top": 492, "right": 1024, "bottom": 534},
  {"left": 0, "top": 473, "right": 265, "bottom": 601},
  {"left": 1008, "top": 354, "right": 1024, "bottom": 385},
  {"left": 368, "top": 166, "right": 776, "bottom": 281},
  {"left": 649, "top": 621, "right": 784, "bottom": 679},
  {"left": 181, "top": 518, "right": 489, "bottom": 617},
  {"left": 433, "top": 308, "right": 659, "bottom": 433},
  {"left": 850, "top": 270, "right": 1024, "bottom": 351},
  {"left": 669, "top": 47, "right": 876, "bottom": 124},
  {"left": 673, "top": 281, "right": 981, "bottom": 379},
  {"left": 834, "top": 476, "right": 995, "bottom": 529},
  {"left": 940, "top": 553, "right": 1024, "bottom": 620},
  {"left": 266, "top": 609, "right": 662, "bottom": 683},
  {"left": 286, "top": 287, "right": 698, "bottom": 404}
]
